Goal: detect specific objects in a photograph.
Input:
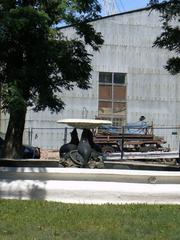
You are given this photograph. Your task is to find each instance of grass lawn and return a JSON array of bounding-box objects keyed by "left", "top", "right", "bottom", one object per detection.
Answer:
[{"left": 0, "top": 199, "right": 180, "bottom": 240}]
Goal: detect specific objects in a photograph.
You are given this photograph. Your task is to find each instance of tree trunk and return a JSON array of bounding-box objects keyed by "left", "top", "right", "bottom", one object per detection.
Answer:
[{"left": 3, "top": 107, "right": 27, "bottom": 159}]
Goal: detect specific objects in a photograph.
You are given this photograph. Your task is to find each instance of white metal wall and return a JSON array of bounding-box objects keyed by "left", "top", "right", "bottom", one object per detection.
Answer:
[
  {"left": 91, "top": 10, "right": 180, "bottom": 125},
  {"left": 60, "top": 9, "right": 180, "bottom": 149}
]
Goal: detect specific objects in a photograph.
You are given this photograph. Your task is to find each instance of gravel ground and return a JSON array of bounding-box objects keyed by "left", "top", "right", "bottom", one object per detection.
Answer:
[{"left": 40, "top": 149, "right": 59, "bottom": 160}]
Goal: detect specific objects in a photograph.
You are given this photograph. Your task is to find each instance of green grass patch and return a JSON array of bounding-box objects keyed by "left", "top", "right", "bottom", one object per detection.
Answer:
[{"left": 0, "top": 199, "right": 180, "bottom": 239}]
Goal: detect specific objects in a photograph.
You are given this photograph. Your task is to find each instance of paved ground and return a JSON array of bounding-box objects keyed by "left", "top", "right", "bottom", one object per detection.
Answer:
[{"left": 1, "top": 168, "right": 180, "bottom": 204}]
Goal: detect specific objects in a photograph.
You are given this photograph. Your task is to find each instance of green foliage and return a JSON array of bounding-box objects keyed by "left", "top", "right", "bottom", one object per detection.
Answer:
[
  {"left": 0, "top": 0, "right": 104, "bottom": 157},
  {"left": 150, "top": 0, "right": 180, "bottom": 74},
  {"left": 147, "top": 0, "right": 159, "bottom": 6},
  {"left": 2, "top": 83, "right": 26, "bottom": 113},
  {"left": 0, "top": 0, "right": 103, "bottom": 113},
  {"left": 1, "top": 200, "right": 180, "bottom": 239}
]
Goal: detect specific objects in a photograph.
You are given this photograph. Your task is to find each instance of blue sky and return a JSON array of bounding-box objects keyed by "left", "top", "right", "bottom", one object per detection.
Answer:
[
  {"left": 100, "top": 0, "right": 154, "bottom": 15},
  {"left": 117, "top": 0, "right": 150, "bottom": 11}
]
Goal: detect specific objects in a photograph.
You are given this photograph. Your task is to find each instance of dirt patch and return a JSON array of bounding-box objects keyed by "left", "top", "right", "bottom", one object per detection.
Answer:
[{"left": 40, "top": 149, "right": 59, "bottom": 160}]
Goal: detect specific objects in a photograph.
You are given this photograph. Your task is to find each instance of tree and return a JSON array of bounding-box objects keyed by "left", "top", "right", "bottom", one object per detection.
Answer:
[
  {"left": 0, "top": 0, "right": 103, "bottom": 158},
  {"left": 149, "top": 0, "right": 180, "bottom": 74},
  {"left": 148, "top": 0, "right": 159, "bottom": 6}
]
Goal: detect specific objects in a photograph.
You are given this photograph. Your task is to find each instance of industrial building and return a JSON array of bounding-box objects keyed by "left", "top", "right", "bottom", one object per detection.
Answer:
[{"left": 0, "top": 7, "right": 180, "bottom": 150}]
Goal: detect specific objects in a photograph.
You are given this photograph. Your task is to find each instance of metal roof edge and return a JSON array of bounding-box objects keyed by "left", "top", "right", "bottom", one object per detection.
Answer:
[{"left": 59, "top": 6, "right": 152, "bottom": 30}]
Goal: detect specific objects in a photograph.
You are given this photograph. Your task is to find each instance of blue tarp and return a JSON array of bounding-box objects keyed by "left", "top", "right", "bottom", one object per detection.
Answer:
[
  {"left": 125, "top": 121, "right": 149, "bottom": 134},
  {"left": 99, "top": 121, "right": 150, "bottom": 135}
]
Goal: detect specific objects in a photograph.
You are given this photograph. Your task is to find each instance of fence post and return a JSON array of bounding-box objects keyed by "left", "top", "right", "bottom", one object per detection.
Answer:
[
  {"left": 30, "top": 128, "right": 33, "bottom": 146},
  {"left": 63, "top": 127, "right": 68, "bottom": 144},
  {"left": 121, "top": 126, "right": 124, "bottom": 160},
  {"left": 27, "top": 128, "right": 33, "bottom": 146}
]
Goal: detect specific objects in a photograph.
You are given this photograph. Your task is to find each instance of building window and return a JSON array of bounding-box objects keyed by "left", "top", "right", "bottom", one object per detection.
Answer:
[{"left": 98, "top": 72, "right": 127, "bottom": 126}]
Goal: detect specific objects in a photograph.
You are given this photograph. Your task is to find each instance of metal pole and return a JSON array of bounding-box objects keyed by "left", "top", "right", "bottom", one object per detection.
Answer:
[
  {"left": 30, "top": 128, "right": 33, "bottom": 146},
  {"left": 0, "top": 83, "right": 1, "bottom": 132},
  {"left": 121, "top": 126, "right": 124, "bottom": 160},
  {"left": 175, "top": 142, "right": 180, "bottom": 164},
  {"left": 112, "top": 73, "right": 114, "bottom": 122},
  {"left": 63, "top": 127, "right": 68, "bottom": 144},
  {"left": 28, "top": 128, "right": 31, "bottom": 145},
  {"left": 25, "top": 127, "right": 32, "bottom": 146}
]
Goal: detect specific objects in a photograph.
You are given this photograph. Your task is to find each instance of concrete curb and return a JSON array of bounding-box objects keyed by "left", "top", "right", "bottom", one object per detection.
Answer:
[{"left": 1, "top": 167, "right": 180, "bottom": 204}]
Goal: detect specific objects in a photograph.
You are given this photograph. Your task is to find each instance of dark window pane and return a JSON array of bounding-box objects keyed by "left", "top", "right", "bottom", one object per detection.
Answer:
[
  {"left": 114, "top": 73, "right": 126, "bottom": 84},
  {"left": 99, "top": 72, "right": 112, "bottom": 84},
  {"left": 99, "top": 85, "right": 112, "bottom": 99}
]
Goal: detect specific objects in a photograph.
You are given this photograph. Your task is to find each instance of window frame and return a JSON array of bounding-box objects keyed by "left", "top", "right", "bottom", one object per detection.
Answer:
[{"left": 98, "top": 72, "right": 127, "bottom": 126}]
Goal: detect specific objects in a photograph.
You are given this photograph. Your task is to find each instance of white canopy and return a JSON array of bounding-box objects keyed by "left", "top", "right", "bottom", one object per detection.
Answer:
[{"left": 57, "top": 118, "right": 112, "bottom": 129}]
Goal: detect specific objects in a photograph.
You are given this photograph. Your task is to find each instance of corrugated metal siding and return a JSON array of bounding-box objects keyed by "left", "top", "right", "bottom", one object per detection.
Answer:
[{"left": 90, "top": 10, "right": 180, "bottom": 149}]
